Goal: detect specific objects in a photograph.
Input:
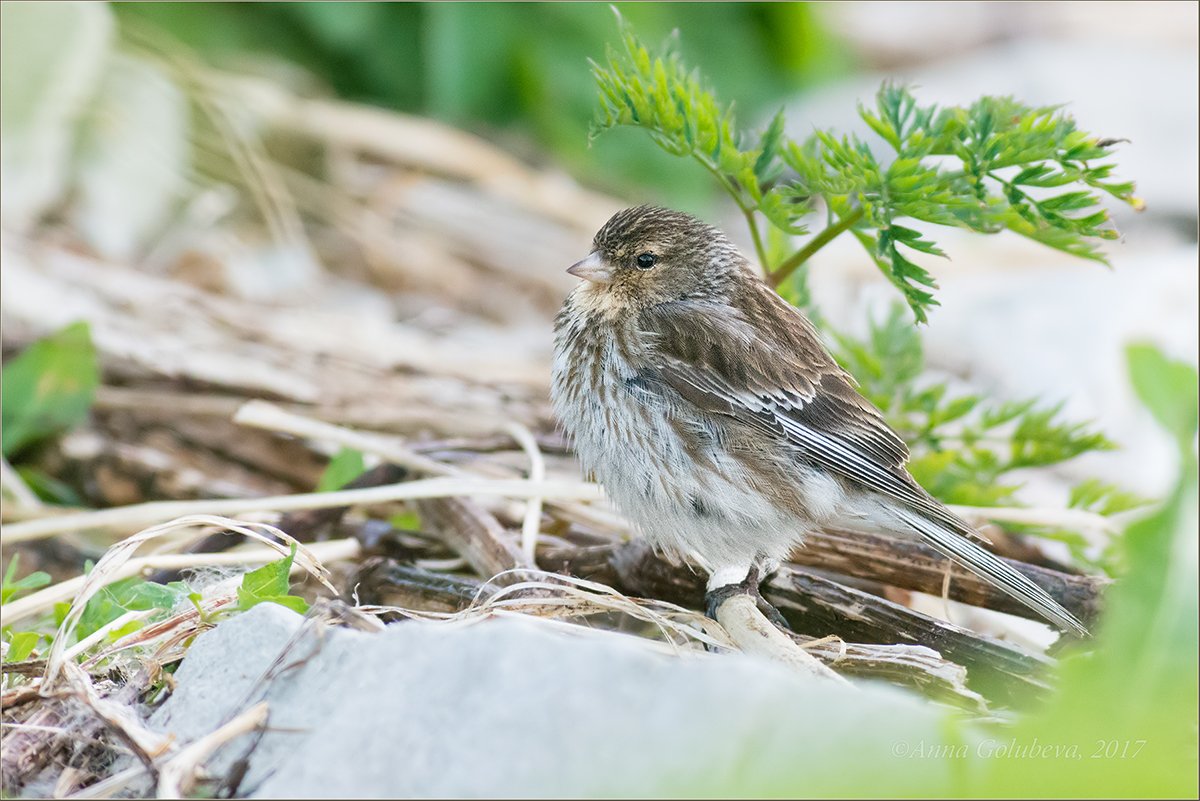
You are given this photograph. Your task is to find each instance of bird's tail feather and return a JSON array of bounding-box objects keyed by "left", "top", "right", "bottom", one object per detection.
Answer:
[{"left": 892, "top": 507, "right": 1089, "bottom": 638}]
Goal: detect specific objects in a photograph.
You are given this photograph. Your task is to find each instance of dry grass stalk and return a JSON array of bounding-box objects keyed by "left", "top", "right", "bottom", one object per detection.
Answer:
[
  {"left": 3, "top": 477, "right": 601, "bottom": 544},
  {"left": 156, "top": 701, "right": 269, "bottom": 799},
  {"left": 233, "top": 399, "right": 458, "bottom": 478},
  {"left": 503, "top": 422, "right": 547, "bottom": 565}
]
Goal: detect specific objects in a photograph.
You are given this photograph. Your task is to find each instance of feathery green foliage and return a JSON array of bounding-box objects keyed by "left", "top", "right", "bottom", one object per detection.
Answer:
[
  {"left": 832, "top": 304, "right": 1121, "bottom": 510},
  {"left": 591, "top": 14, "right": 1140, "bottom": 322}
]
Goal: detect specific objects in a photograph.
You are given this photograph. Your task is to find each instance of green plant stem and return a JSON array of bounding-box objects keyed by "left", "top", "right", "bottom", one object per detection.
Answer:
[
  {"left": 689, "top": 152, "right": 770, "bottom": 271},
  {"left": 768, "top": 206, "right": 864, "bottom": 288},
  {"left": 741, "top": 207, "right": 769, "bottom": 272}
]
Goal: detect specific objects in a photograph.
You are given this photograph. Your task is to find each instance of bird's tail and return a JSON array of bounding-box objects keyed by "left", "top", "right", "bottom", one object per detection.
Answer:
[{"left": 892, "top": 507, "right": 1090, "bottom": 638}]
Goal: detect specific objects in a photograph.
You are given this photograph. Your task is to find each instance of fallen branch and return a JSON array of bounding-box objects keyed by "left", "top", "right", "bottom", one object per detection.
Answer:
[
  {"left": 415, "top": 497, "right": 534, "bottom": 582},
  {"left": 763, "top": 567, "right": 1053, "bottom": 708},
  {"left": 603, "top": 541, "right": 1054, "bottom": 707},
  {"left": 792, "top": 528, "right": 1108, "bottom": 626},
  {"left": 351, "top": 557, "right": 987, "bottom": 709}
]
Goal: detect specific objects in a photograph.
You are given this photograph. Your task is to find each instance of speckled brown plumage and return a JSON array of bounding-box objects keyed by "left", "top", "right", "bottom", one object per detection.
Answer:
[{"left": 552, "top": 205, "right": 1087, "bottom": 637}]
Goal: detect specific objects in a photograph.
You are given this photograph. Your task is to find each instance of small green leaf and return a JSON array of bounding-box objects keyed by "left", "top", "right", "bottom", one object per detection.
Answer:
[
  {"left": 753, "top": 108, "right": 785, "bottom": 181},
  {"left": 107, "top": 618, "right": 145, "bottom": 642},
  {"left": 3, "top": 631, "right": 40, "bottom": 663},
  {"left": 236, "top": 544, "right": 309, "bottom": 614},
  {"left": 317, "top": 447, "right": 366, "bottom": 492},
  {"left": 1069, "top": 478, "right": 1152, "bottom": 517},
  {"left": 240, "top": 594, "right": 309, "bottom": 615},
  {"left": 77, "top": 577, "right": 187, "bottom": 639},
  {"left": 1, "top": 555, "right": 51, "bottom": 605},
  {"left": 389, "top": 509, "right": 422, "bottom": 530},
  {"left": 238, "top": 543, "right": 296, "bottom": 600},
  {"left": 15, "top": 465, "right": 83, "bottom": 505},
  {"left": 935, "top": 395, "right": 980, "bottom": 426},
  {"left": 1, "top": 321, "right": 99, "bottom": 457}
]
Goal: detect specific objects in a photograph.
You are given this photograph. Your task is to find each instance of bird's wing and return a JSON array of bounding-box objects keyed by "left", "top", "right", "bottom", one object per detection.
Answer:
[
  {"left": 637, "top": 290, "right": 1088, "bottom": 637},
  {"left": 637, "top": 290, "right": 975, "bottom": 538}
]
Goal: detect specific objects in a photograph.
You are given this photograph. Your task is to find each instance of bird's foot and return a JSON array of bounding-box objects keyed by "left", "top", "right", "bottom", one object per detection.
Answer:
[
  {"left": 704, "top": 565, "right": 791, "bottom": 631},
  {"left": 703, "top": 570, "right": 845, "bottom": 682}
]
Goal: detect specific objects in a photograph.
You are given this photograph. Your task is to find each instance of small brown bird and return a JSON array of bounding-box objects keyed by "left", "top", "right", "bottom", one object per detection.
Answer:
[{"left": 552, "top": 205, "right": 1087, "bottom": 637}]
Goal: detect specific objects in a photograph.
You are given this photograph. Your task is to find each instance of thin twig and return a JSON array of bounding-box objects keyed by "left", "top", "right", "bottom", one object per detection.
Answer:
[
  {"left": 3, "top": 477, "right": 603, "bottom": 543},
  {"left": 416, "top": 498, "right": 532, "bottom": 582},
  {"left": 233, "top": 400, "right": 458, "bottom": 478},
  {"left": 503, "top": 422, "right": 546, "bottom": 566}
]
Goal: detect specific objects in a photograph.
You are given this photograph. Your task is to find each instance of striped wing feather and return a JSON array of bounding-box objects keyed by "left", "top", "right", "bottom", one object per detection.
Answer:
[{"left": 638, "top": 288, "right": 1088, "bottom": 636}]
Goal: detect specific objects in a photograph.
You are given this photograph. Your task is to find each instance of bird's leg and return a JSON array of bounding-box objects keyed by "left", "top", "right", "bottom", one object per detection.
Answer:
[
  {"left": 752, "top": 559, "right": 791, "bottom": 630},
  {"left": 704, "top": 562, "right": 845, "bottom": 682},
  {"left": 705, "top": 562, "right": 791, "bottom": 631}
]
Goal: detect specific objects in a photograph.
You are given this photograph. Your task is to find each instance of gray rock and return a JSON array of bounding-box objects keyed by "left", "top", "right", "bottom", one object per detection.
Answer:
[{"left": 150, "top": 603, "right": 957, "bottom": 798}]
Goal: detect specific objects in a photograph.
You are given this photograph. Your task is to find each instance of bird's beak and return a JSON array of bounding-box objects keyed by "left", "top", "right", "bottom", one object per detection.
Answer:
[{"left": 566, "top": 251, "right": 613, "bottom": 285}]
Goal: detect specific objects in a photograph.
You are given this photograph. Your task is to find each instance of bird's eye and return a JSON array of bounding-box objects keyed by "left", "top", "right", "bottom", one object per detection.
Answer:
[{"left": 635, "top": 252, "right": 657, "bottom": 270}]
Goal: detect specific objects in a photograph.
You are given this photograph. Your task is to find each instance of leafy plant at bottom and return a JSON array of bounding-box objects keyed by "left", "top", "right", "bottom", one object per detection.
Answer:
[
  {"left": 76, "top": 574, "right": 191, "bottom": 640},
  {"left": 982, "top": 344, "right": 1198, "bottom": 796}
]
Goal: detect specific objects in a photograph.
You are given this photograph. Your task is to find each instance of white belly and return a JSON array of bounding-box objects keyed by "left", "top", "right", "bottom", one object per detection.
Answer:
[{"left": 551, "top": 304, "right": 814, "bottom": 571}]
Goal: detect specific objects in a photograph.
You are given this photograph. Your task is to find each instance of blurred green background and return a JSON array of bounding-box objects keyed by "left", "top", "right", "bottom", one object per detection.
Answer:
[{"left": 114, "top": 2, "right": 853, "bottom": 212}]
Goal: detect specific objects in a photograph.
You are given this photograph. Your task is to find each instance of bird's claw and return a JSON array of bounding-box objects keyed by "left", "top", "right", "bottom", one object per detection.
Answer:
[{"left": 704, "top": 565, "right": 792, "bottom": 631}]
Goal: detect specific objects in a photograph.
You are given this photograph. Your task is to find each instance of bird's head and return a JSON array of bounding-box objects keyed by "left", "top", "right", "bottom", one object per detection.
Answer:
[{"left": 567, "top": 205, "right": 744, "bottom": 310}]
